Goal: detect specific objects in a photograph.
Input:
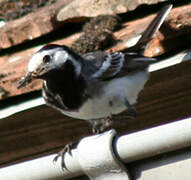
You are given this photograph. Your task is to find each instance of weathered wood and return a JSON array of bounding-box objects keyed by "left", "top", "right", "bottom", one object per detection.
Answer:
[
  {"left": 1, "top": 4, "right": 191, "bottom": 100},
  {"left": 0, "top": 0, "right": 173, "bottom": 50},
  {"left": 57, "top": 0, "right": 167, "bottom": 21},
  {"left": 0, "top": 60, "right": 191, "bottom": 167},
  {"left": 0, "top": 0, "right": 72, "bottom": 49}
]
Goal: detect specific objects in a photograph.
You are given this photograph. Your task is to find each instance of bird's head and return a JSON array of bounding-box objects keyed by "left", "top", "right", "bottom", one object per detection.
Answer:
[{"left": 18, "top": 44, "right": 82, "bottom": 88}]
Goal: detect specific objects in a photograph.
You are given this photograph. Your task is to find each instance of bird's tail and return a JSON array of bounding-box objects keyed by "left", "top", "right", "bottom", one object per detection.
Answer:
[
  {"left": 124, "top": 4, "right": 172, "bottom": 55},
  {"left": 122, "top": 4, "right": 172, "bottom": 70}
]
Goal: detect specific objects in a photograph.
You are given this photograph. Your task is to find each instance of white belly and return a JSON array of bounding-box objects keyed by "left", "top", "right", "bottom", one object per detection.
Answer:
[{"left": 62, "top": 71, "right": 149, "bottom": 120}]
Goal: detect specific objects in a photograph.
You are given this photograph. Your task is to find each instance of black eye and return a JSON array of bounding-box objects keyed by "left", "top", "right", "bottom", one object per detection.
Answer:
[{"left": 43, "top": 55, "right": 51, "bottom": 64}]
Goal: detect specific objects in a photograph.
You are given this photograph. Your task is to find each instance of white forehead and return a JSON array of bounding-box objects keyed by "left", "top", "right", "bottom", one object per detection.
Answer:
[{"left": 27, "top": 47, "right": 68, "bottom": 72}]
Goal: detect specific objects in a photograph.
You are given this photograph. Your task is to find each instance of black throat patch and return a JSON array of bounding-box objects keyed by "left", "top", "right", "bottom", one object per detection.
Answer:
[{"left": 43, "top": 60, "right": 87, "bottom": 110}]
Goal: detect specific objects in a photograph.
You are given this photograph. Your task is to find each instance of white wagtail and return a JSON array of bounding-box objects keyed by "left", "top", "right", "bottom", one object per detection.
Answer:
[{"left": 18, "top": 4, "right": 172, "bottom": 168}]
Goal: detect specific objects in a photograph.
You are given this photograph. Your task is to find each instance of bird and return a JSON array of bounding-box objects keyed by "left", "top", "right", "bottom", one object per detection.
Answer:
[{"left": 18, "top": 4, "right": 172, "bottom": 168}]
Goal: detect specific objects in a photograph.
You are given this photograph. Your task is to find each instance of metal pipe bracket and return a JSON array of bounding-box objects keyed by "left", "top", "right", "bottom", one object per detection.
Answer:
[{"left": 77, "top": 129, "right": 131, "bottom": 180}]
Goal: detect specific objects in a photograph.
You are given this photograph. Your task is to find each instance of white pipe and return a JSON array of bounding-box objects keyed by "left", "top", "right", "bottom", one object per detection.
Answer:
[
  {"left": 1, "top": 117, "right": 191, "bottom": 179},
  {"left": 116, "top": 117, "right": 191, "bottom": 163},
  {"left": 0, "top": 155, "right": 64, "bottom": 180}
]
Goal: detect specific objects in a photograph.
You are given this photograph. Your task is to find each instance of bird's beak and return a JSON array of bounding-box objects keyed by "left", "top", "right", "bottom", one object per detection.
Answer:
[
  {"left": 17, "top": 72, "right": 33, "bottom": 89},
  {"left": 17, "top": 66, "right": 48, "bottom": 89}
]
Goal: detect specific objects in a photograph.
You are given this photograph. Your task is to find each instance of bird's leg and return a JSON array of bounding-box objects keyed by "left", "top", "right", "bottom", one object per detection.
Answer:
[
  {"left": 112, "top": 99, "right": 137, "bottom": 121},
  {"left": 89, "top": 116, "right": 113, "bottom": 134},
  {"left": 53, "top": 141, "right": 78, "bottom": 170},
  {"left": 124, "top": 99, "right": 137, "bottom": 118}
]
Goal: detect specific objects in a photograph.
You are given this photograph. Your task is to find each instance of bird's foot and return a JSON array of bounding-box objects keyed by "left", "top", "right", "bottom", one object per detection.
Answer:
[
  {"left": 90, "top": 108, "right": 136, "bottom": 134},
  {"left": 90, "top": 116, "right": 113, "bottom": 134},
  {"left": 53, "top": 142, "right": 78, "bottom": 170}
]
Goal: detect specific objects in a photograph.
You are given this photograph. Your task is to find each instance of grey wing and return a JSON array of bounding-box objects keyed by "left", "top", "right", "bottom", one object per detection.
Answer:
[
  {"left": 82, "top": 51, "right": 125, "bottom": 80},
  {"left": 81, "top": 4, "right": 172, "bottom": 79}
]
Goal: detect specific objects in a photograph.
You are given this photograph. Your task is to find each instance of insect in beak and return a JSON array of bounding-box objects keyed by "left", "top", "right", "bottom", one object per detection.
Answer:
[{"left": 17, "top": 72, "right": 33, "bottom": 89}]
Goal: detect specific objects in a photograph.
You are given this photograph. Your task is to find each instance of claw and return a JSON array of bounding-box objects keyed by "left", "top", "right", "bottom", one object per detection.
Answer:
[
  {"left": 53, "top": 142, "right": 78, "bottom": 170},
  {"left": 90, "top": 115, "right": 113, "bottom": 134}
]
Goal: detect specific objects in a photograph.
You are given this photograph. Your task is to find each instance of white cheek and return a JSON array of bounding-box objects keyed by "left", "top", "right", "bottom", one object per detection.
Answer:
[
  {"left": 27, "top": 53, "right": 42, "bottom": 72},
  {"left": 54, "top": 51, "right": 68, "bottom": 63}
]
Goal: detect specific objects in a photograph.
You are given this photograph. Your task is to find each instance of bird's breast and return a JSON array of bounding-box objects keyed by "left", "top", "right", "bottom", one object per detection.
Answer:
[{"left": 61, "top": 70, "right": 149, "bottom": 120}]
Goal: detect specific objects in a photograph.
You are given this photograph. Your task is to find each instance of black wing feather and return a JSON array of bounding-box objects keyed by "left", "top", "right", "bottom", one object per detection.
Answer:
[
  {"left": 82, "top": 51, "right": 124, "bottom": 80},
  {"left": 124, "top": 4, "right": 172, "bottom": 54}
]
